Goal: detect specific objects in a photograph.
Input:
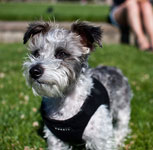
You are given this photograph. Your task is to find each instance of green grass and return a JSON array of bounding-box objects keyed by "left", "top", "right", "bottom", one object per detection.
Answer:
[
  {"left": 0, "top": 43, "right": 153, "bottom": 150},
  {"left": 0, "top": 2, "right": 109, "bottom": 22}
]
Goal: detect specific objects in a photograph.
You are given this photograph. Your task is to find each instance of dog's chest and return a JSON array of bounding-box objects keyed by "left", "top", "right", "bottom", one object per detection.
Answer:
[
  {"left": 57, "top": 91, "right": 88, "bottom": 120},
  {"left": 49, "top": 76, "right": 93, "bottom": 120},
  {"left": 41, "top": 78, "right": 110, "bottom": 144}
]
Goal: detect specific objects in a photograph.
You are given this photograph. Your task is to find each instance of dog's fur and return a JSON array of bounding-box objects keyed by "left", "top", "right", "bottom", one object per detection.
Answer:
[{"left": 23, "top": 21, "right": 132, "bottom": 150}]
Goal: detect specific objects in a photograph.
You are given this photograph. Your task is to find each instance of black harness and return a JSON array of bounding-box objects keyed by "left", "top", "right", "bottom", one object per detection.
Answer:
[{"left": 41, "top": 78, "right": 110, "bottom": 145}]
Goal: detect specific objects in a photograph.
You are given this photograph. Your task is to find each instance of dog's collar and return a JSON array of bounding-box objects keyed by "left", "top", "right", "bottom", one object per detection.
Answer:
[{"left": 41, "top": 77, "right": 110, "bottom": 145}]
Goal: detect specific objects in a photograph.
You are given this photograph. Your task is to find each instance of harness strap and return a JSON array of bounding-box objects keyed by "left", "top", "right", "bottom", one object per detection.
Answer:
[{"left": 41, "top": 78, "right": 110, "bottom": 144}]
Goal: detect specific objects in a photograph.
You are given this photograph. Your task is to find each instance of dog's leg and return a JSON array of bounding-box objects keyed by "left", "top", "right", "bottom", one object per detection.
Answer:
[
  {"left": 113, "top": 106, "right": 131, "bottom": 146},
  {"left": 83, "top": 105, "right": 117, "bottom": 150},
  {"left": 44, "top": 126, "right": 72, "bottom": 150}
]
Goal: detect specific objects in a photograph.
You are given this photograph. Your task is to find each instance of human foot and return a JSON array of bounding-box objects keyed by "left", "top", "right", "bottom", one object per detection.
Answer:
[{"left": 137, "top": 36, "right": 150, "bottom": 51}]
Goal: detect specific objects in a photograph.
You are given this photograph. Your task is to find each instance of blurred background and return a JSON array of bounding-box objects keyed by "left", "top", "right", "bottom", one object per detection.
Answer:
[
  {"left": 0, "top": 0, "right": 152, "bottom": 44},
  {"left": 0, "top": 0, "right": 119, "bottom": 44}
]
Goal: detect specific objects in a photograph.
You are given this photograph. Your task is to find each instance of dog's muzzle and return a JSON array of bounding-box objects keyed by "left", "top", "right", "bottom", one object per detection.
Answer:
[{"left": 29, "top": 64, "right": 44, "bottom": 79}]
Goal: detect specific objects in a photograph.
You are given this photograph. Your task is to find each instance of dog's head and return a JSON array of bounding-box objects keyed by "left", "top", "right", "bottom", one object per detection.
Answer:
[{"left": 23, "top": 21, "right": 102, "bottom": 98}]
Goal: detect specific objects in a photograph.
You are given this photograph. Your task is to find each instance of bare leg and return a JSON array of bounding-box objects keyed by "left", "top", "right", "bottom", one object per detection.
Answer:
[
  {"left": 140, "top": 1, "right": 153, "bottom": 49},
  {"left": 114, "top": 0, "right": 150, "bottom": 50}
]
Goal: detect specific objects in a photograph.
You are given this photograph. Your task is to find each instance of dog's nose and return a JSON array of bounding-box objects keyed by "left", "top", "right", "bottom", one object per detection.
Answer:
[{"left": 29, "top": 64, "right": 44, "bottom": 79}]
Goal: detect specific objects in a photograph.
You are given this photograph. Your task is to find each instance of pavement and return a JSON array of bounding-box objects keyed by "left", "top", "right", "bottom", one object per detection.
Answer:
[{"left": 0, "top": 21, "right": 134, "bottom": 44}]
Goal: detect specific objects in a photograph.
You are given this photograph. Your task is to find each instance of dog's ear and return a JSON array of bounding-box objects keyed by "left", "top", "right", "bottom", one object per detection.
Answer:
[
  {"left": 23, "top": 22, "right": 50, "bottom": 44},
  {"left": 71, "top": 21, "right": 102, "bottom": 51}
]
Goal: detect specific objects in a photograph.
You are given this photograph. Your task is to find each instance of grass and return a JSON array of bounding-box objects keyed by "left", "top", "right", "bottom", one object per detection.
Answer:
[
  {"left": 0, "top": 43, "right": 153, "bottom": 150},
  {"left": 0, "top": 2, "right": 109, "bottom": 22}
]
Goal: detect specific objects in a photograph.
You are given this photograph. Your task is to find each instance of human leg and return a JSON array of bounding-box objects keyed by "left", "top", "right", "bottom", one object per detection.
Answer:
[
  {"left": 114, "top": 0, "right": 150, "bottom": 50},
  {"left": 140, "top": 1, "right": 153, "bottom": 49}
]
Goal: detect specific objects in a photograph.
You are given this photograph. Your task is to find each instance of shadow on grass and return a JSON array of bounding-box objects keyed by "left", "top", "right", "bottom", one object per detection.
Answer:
[{"left": 37, "top": 120, "right": 45, "bottom": 139}]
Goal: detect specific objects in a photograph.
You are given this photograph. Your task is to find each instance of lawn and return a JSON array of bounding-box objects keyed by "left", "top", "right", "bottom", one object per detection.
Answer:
[
  {"left": 0, "top": 43, "right": 153, "bottom": 150},
  {"left": 0, "top": 2, "right": 109, "bottom": 22}
]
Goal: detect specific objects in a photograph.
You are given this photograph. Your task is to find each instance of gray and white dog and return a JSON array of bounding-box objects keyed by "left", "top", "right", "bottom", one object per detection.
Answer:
[{"left": 23, "top": 21, "right": 132, "bottom": 150}]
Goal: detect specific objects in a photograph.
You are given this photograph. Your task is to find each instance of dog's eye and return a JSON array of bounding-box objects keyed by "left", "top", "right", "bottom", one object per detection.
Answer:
[
  {"left": 55, "top": 49, "right": 70, "bottom": 59},
  {"left": 32, "top": 49, "right": 40, "bottom": 58}
]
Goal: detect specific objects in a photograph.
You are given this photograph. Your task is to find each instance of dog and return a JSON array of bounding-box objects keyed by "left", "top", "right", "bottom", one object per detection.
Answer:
[{"left": 23, "top": 21, "right": 132, "bottom": 150}]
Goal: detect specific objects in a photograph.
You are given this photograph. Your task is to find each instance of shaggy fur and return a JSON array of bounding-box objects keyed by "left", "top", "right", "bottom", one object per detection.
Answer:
[{"left": 23, "top": 21, "right": 132, "bottom": 150}]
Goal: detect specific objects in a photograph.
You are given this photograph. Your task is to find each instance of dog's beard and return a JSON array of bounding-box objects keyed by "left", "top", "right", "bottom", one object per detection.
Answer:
[
  {"left": 31, "top": 81, "right": 64, "bottom": 98},
  {"left": 23, "top": 60, "right": 77, "bottom": 98},
  {"left": 31, "top": 69, "right": 71, "bottom": 98}
]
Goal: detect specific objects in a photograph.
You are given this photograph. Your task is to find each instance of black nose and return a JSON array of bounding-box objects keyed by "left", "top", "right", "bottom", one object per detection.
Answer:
[{"left": 29, "top": 64, "right": 44, "bottom": 79}]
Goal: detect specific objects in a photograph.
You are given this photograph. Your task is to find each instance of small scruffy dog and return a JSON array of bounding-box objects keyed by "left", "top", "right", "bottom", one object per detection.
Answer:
[{"left": 23, "top": 21, "right": 132, "bottom": 150}]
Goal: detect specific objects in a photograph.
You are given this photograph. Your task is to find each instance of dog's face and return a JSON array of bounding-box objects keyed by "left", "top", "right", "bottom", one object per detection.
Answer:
[{"left": 23, "top": 21, "right": 102, "bottom": 98}]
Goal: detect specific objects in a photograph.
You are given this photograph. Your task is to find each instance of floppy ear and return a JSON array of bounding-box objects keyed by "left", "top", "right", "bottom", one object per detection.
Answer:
[
  {"left": 71, "top": 21, "right": 102, "bottom": 51},
  {"left": 23, "top": 22, "right": 50, "bottom": 44}
]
